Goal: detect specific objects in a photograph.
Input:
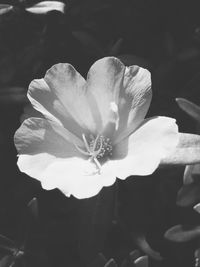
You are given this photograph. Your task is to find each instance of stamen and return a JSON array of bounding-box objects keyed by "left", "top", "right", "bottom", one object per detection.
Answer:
[
  {"left": 91, "top": 134, "right": 100, "bottom": 153},
  {"left": 93, "top": 157, "right": 101, "bottom": 174},
  {"left": 74, "top": 134, "right": 113, "bottom": 174},
  {"left": 74, "top": 144, "right": 90, "bottom": 156},
  {"left": 93, "top": 136, "right": 103, "bottom": 156},
  {"left": 82, "top": 134, "right": 91, "bottom": 153}
]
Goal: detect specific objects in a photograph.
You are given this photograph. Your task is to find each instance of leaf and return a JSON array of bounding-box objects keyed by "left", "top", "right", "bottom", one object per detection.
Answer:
[
  {"left": 183, "top": 165, "right": 195, "bottom": 185},
  {"left": 164, "top": 225, "right": 200, "bottom": 242},
  {"left": 129, "top": 250, "right": 141, "bottom": 262},
  {"left": 183, "top": 164, "right": 200, "bottom": 185},
  {"left": 78, "top": 185, "right": 115, "bottom": 264},
  {"left": 104, "top": 259, "right": 117, "bottom": 267},
  {"left": 134, "top": 256, "right": 148, "bottom": 267},
  {"left": 25, "top": 1, "right": 65, "bottom": 14},
  {"left": 0, "top": 4, "right": 13, "bottom": 15},
  {"left": 176, "top": 98, "right": 200, "bottom": 123},
  {"left": 177, "top": 182, "right": 200, "bottom": 207},
  {"left": 0, "top": 235, "right": 15, "bottom": 252},
  {"left": 193, "top": 203, "right": 200, "bottom": 213},
  {"left": 195, "top": 248, "right": 200, "bottom": 261},
  {"left": 161, "top": 133, "right": 200, "bottom": 165},
  {"left": 27, "top": 197, "right": 39, "bottom": 221},
  {"left": 0, "top": 255, "right": 15, "bottom": 267},
  {"left": 89, "top": 253, "right": 107, "bottom": 267},
  {"left": 132, "top": 234, "right": 162, "bottom": 260}
]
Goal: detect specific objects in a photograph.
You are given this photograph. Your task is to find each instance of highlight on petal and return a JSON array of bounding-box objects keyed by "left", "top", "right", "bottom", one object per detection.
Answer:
[
  {"left": 86, "top": 57, "right": 126, "bottom": 131},
  {"left": 176, "top": 98, "right": 200, "bottom": 122},
  {"left": 25, "top": 1, "right": 65, "bottom": 14},
  {"left": 114, "top": 65, "right": 152, "bottom": 143},
  {"left": 111, "top": 117, "right": 179, "bottom": 178},
  {"left": 161, "top": 133, "right": 200, "bottom": 165},
  {"left": 40, "top": 159, "right": 116, "bottom": 199}
]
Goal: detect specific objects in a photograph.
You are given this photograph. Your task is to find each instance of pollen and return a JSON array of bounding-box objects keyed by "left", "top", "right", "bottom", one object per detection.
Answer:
[
  {"left": 74, "top": 134, "right": 113, "bottom": 173},
  {"left": 89, "top": 135, "right": 112, "bottom": 159}
]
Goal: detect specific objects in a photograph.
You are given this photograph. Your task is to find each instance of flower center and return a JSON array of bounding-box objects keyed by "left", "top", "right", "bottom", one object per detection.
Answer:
[{"left": 75, "top": 134, "right": 112, "bottom": 173}]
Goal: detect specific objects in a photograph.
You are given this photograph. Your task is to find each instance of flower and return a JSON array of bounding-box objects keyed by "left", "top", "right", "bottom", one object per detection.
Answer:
[
  {"left": 176, "top": 98, "right": 200, "bottom": 185},
  {"left": 14, "top": 57, "right": 179, "bottom": 199}
]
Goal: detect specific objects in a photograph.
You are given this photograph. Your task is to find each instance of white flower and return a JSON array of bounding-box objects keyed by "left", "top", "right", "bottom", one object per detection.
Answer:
[{"left": 14, "top": 57, "right": 179, "bottom": 199}]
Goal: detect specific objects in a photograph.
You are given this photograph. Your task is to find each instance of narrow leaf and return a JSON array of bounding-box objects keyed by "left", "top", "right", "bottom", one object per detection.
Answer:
[
  {"left": 164, "top": 225, "right": 200, "bottom": 242},
  {"left": 193, "top": 203, "right": 200, "bottom": 213},
  {"left": 89, "top": 253, "right": 107, "bottom": 267},
  {"left": 0, "top": 4, "right": 13, "bottom": 15},
  {"left": 104, "top": 259, "right": 117, "bottom": 267},
  {"left": 177, "top": 182, "right": 200, "bottom": 207},
  {"left": 176, "top": 98, "right": 200, "bottom": 122},
  {"left": 129, "top": 250, "right": 141, "bottom": 262},
  {"left": 0, "top": 255, "right": 15, "bottom": 267},
  {"left": 184, "top": 164, "right": 200, "bottom": 185},
  {"left": 132, "top": 234, "right": 162, "bottom": 260},
  {"left": 26, "top": 1, "right": 65, "bottom": 14},
  {"left": 0, "top": 235, "right": 15, "bottom": 252},
  {"left": 161, "top": 133, "right": 200, "bottom": 165},
  {"left": 27, "top": 197, "right": 39, "bottom": 221},
  {"left": 183, "top": 165, "right": 195, "bottom": 185},
  {"left": 134, "top": 256, "right": 148, "bottom": 267},
  {"left": 195, "top": 248, "right": 200, "bottom": 263}
]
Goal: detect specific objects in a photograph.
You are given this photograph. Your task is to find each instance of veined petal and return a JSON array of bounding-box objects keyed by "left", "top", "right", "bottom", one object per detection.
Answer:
[
  {"left": 111, "top": 117, "right": 179, "bottom": 178},
  {"left": 41, "top": 159, "right": 116, "bottom": 199},
  {"left": 114, "top": 65, "right": 152, "bottom": 143},
  {"left": 44, "top": 63, "right": 98, "bottom": 133},
  {"left": 86, "top": 57, "right": 125, "bottom": 132},
  {"left": 28, "top": 78, "right": 84, "bottom": 137},
  {"left": 14, "top": 118, "right": 83, "bottom": 179}
]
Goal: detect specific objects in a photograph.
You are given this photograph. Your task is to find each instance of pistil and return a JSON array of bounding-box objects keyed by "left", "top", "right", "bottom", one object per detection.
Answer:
[{"left": 74, "top": 134, "right": 112, "bottom": 173}]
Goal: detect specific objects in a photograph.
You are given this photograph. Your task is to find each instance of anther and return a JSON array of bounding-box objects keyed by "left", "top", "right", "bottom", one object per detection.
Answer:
[{"left": 74, "top": 134, "right": 113, "bottom": 173}]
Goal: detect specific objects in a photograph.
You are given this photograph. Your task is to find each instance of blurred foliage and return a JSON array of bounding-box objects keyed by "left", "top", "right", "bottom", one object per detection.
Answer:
[{"left": 0, "top": 0, "right": 200, "bottom": 266}]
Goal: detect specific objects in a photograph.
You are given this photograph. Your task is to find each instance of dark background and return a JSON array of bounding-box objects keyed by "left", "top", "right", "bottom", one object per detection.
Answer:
[{"left": 0, "top": 0, "right": 200, "bottom": 266}]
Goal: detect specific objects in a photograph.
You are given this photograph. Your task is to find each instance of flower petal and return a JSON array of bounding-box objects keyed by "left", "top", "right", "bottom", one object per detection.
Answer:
[
  {"left": 86, "top": 57, "right": 125, "bottom": 131},
  {"left": 114, "top": 65, "right": 152, "bottom": 144},
  {"left": 111, "top": 117, "right": 178, "bottom": 178},
  {"left": 14, "top": 117, "right": 83, "bottom": 179},
  {"left": 28, "top": 78, "right": 85, "bottom": 137},
  {"left": 41, "top": 159, "right": 116, "bottom": 199},
  {"left": 161, "top": 133, "right": 200, "bottom": 165},
  {"left": 44, "top": 63, "right": 99, "bottom": 133}
]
